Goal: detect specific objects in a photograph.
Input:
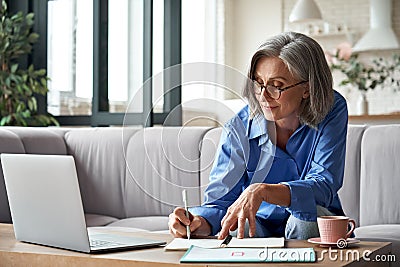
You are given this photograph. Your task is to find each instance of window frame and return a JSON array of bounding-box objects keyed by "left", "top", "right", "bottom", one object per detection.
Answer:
[{"left": 7, "top": 0, "right": 182, "bottom": 127}]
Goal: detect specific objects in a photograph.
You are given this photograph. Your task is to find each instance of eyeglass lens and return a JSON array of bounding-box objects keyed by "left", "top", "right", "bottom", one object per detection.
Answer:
[{"left": 253, "top": 82, "right": 280, "bottom": 99}]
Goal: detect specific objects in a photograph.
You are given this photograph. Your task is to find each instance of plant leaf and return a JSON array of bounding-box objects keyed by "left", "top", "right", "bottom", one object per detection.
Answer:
[
  {"left": 0, "top": 115, "right": 11, "bottom": 126},
  {"left": 10, "top": 63, "right": 18, "bottom": 73}
]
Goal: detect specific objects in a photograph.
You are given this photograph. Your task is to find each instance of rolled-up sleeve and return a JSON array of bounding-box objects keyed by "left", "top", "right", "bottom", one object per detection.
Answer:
[{"left": 282, "top": 95, "right": 348, "bottom": 221}]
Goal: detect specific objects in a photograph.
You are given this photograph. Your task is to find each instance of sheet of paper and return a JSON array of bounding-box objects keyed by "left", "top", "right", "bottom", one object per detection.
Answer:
[
  {"left": 180, "top": 246, "right": 316, "bottom": 263},
  {"left": 228, "top": 237, "right": 284, "bottom": 248},
  {"left": 164, "top": 238, "right": 221, "bottom": 250},
  {"left": 164, "top": 237, "right": 284, "bottom": 251}
]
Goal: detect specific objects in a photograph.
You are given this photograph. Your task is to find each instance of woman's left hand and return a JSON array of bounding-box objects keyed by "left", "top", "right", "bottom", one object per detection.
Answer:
[{"left": 219, "top": 183, "right": 267, "bottom": 239}]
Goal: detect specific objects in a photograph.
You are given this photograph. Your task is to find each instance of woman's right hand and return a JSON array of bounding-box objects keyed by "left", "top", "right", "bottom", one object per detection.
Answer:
[{"left": 168, "top": 207, "right": 212, "bottom": 238}]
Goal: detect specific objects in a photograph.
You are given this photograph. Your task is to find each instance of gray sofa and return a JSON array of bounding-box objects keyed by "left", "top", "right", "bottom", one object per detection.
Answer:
[{"left": 0, "top": 125, "right": 399, "bottom": 257}]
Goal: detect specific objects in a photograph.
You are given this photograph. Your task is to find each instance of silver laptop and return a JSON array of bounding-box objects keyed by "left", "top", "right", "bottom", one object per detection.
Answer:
[{"left": 1, "top": 153, "right": 166, "bottom": 253}]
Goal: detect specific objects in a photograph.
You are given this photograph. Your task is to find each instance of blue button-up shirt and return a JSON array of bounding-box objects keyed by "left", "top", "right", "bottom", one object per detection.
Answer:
[{"left": 190, "top": 91, "right": 348, "bottom": 236}]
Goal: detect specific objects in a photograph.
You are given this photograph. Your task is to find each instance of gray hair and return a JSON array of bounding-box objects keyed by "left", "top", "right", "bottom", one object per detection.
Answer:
[{"left": 243, "top": 32, "right": 334, "bottom": 128}]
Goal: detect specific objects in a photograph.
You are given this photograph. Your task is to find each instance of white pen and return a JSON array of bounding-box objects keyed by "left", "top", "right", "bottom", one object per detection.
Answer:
[{"left": 182, "top": 189, "right": 191, "bottom": 240}]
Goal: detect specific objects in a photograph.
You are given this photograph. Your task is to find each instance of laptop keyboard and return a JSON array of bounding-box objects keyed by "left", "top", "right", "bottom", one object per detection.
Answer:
[{"left": 90, "top": 239, "right": 124, "bottom": 248}]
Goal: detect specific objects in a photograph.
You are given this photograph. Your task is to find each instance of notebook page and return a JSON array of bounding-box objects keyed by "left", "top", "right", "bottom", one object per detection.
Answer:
[{"left": 164, "top": 237, "right": 284, "bottom": 251}]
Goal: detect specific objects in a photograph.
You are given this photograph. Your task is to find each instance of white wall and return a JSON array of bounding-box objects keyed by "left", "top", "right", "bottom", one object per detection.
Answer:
[
  {"left": 182, "top": 0, "right": 283, "bottom": 125},
  {"left": 224, "top": 0, "right": 283, "bottom": 84}
]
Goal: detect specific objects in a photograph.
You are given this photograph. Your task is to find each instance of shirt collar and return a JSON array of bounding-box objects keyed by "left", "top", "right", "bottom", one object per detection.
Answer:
[
  {"left": 247, "top": 114, "right": 307, "bottom": 158},
  {"left": 247, "top": 114, "right": 270, "bottom": 147},
  {"left": 248, "top": 114, "right": 267, "bottom": 139}
]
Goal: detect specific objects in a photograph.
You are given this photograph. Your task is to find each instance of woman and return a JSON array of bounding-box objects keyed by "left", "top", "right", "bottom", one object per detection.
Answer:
[{"left": 168, "top": 32, "right": 348, "bottom": 240}]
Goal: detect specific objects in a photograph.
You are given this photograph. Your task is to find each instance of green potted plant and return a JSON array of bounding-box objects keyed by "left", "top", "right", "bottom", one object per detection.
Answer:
[{"left": 0, "top": 0, "right": 58, "bottom": 126}]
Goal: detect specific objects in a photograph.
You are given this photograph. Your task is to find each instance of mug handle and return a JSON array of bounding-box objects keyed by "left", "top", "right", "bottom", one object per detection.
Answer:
[{"left": 345, "top": 219, "right": 356, "bottom": 239}]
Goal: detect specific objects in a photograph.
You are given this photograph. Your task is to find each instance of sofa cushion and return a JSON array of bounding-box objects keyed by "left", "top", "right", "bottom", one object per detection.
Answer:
[
  {"left": 65, "top": 128, "right": 139, "bottom": 219},
  {"left": 106, "top": 216, "right": 169, "bottom": 231},
  {"left": 199, "top": 127, "right": 222, "bottom": 203},
  {"left": 359, "top": 125, "right": 400, "bottom": 226},
  {"left": 85, "top": 213, "right": 119, "bottom": 227},
  {"left": 4, "top": 127, "right": 68, "bottom": 155},
  {"left": 338, "top": 125, "right": 366, "bottom": 226},
  {"left": 124, "top": 127, "right": 211, "bottom": 217}
]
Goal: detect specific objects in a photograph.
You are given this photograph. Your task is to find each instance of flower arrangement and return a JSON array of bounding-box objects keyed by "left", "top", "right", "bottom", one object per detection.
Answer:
[
  {"left": 325, "top": 42, "right": 400, "bottom": 92},
  {"left": 372, "top": 54, "right": 400, "bottom": 92}
]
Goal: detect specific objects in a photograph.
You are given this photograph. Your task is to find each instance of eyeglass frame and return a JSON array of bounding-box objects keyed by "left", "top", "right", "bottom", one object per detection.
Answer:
[{"left": 252, "top": 80, "right": 308, "bottom": 100}]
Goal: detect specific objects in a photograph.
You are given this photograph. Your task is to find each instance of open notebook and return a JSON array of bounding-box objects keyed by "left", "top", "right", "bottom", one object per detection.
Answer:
[{"left": 165, "top": 237, "right": 284, "bottom": 251}]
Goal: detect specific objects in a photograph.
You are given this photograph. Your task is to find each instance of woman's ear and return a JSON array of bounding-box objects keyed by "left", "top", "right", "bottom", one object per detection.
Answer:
[
  {"left": 302, "top": 83, "right": 310, "bottom": 99},
  {"left": 303, "top": 90, "right": 310, "bottom": 99}
]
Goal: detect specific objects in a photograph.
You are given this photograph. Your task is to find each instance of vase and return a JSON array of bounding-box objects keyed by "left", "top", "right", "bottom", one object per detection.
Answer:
[{"left": 357, "top": 91, "right": 368, "bottom": 115}]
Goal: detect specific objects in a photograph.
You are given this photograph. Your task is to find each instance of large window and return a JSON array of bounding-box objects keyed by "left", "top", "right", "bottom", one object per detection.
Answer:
[
  {"left": 47, "top": 0, "right": 141, "bottom": 118},
  {"left": 47, "top": 0, "right": 93, "bottom": 116},
  {"left": 8, "top": 0, "right": 225, "bottom": 126},
  {"left": 45, "top": 0, "right": 181, "bottom": 126}
]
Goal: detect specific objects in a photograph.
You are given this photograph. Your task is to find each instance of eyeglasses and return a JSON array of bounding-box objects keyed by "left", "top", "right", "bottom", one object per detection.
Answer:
[{"left": 252, "top": 80, "right": 308, "bottom": 100}]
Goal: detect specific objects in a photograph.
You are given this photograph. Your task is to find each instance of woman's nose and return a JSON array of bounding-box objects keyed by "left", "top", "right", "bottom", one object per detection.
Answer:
[{"left": 260, "top": 88, "right": 274, "bottom": 101}]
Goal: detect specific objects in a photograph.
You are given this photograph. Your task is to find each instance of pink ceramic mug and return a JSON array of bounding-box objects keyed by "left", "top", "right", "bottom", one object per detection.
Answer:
[{"left": 317, "top": 216, "right": 356, "bottom": 243}]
